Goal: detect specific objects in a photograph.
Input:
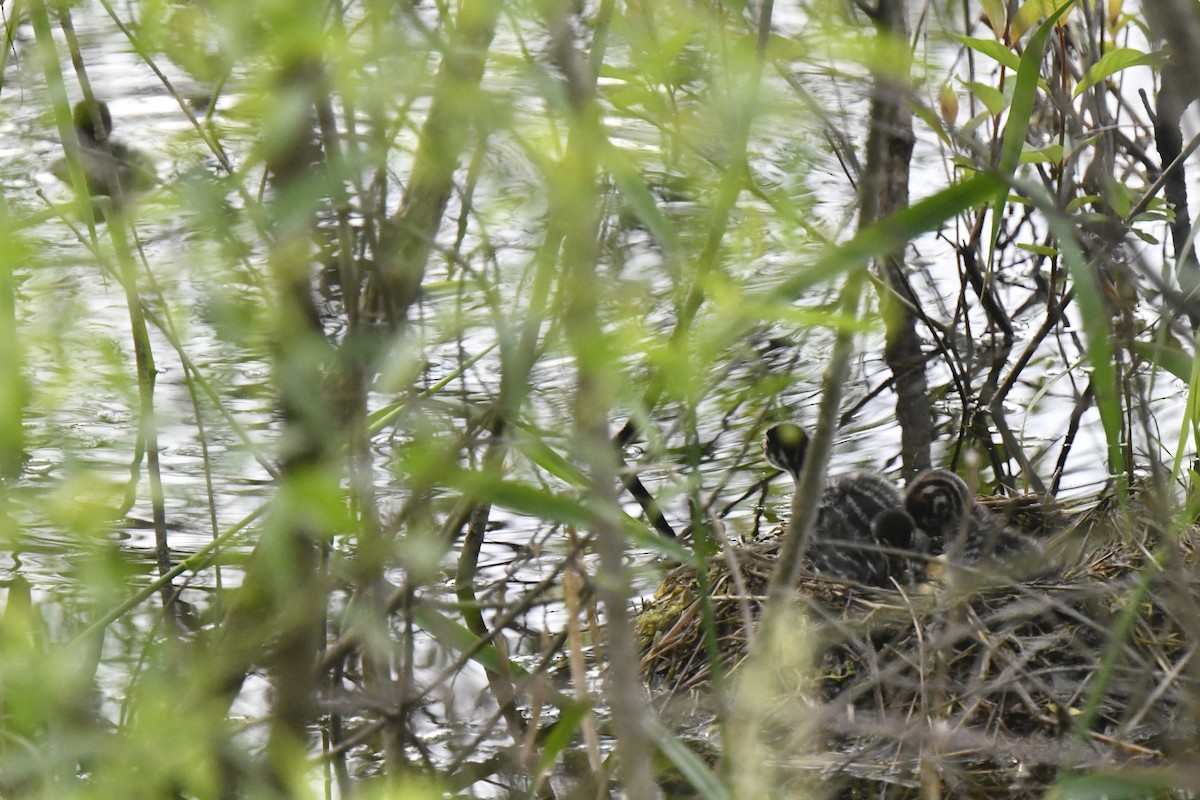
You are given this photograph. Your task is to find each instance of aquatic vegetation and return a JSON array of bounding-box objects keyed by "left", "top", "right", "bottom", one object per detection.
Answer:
[{"left": 1, "top": 0, "right": 1198, "bottom": 798}]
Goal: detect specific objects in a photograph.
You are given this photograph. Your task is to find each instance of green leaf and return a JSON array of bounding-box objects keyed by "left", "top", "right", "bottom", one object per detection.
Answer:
[
  {"left": 596, "top": 64, "right": 639, "bottom": 82},
  {"left": 1019, "top": 143, "right": 1064, "bottom": 164},
  {"left": 461, "top": 473, "right": 595, "bottom": 527},
  {"left": 1073, "top": 47, "right": 1162, "bottom": 98},
  {"left": 507, "top": 427, "right": 692, "bottom": 561},
  {"left": 620, "top": 511, "right": 691, "bottom": 561},
  {"left": 960, "top": 80, "right": 1007, "bottom": 116},
  {"left": 979, "top": 0, "right": 1008, "bottom": 34},
  {"left": 1133, "top": 211, "right": 1170, "bottom": 223},
  {"left": 1017, "top": 242, "right": 1059, "bottom": 256},
  {"left": 1039, "top": 186, "right": 1126, "bottom": 490},
  {"left": 1133, "top": 340, "right": 1193, "bottom": 383},
  {"left": 644, "top": 716, "right": 732, "bottom": 800},
  {"left": 1131, "top": 228, "right": 1159, "bottom": 245},
  {"left": 998, "top": 4, "right": 1074, "bottom": 175},
  {"left": 765, "top": 32, "right": 806, "bottom": 61},
  {"left": 987, "top": 1, "right": 1077, "bottom": 273},
  {"left": 911, "top": 101, "right": 953, "bottom": 146},
  {"left": 771, "top": 172, "right": 1006, "bottom": 301},
  {"left": 453, "top": 469, "right": 692, "bottom": 563},
  {"left": 607, "top": 83, "right": 650, "bottom": 111},
  {"left": 1013, "top": 0, "right": 1073, "bottom": 39},
  {"left": 1107, "top": 177, "right": 1131, "bottom": 218},
  {"left": 412, "top": 606, "right": 565, "bottom": 700},
  {"left": 1066, "top": 194, "right": 1101, "bottom": 213},
  {"left": 1046, "top": 768, "right": 1179, "bottom": 800},
  {"left": 951, "top": 35, "right": 1022, "bottom": 72},
  {"left": 532, "top": 700, "right": 594, "bottom": 784},
  {"left": 512, "top": 427, "right": 588, "bottom": 487},
  {"left": 605, "top": 144, "right": 681, "bottom": 252}
]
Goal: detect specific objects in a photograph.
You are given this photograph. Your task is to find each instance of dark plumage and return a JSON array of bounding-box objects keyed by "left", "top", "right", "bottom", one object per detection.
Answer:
[
  {"left": 871, "top": 508, "right": 915, "bottom": 551},
  {"left": 763, "top": 423, "right": 908, "bottom": 586},
  {"left": 904, "top": 469, "right": 1029, "bottom": 566},
  {"left": 871, "top": 508, "right": 926, "bottom": 587},
  {"left": 51, "top": 100, "right": 155, "bottom": 201},
  {"left": 763, "top": 423, "right": 810, "bottom": 479}
]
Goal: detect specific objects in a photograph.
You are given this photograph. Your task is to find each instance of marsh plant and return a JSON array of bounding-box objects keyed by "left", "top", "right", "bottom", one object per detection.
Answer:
[{"left": 2, "top": 0, "right": 1200, "bottom": 796}]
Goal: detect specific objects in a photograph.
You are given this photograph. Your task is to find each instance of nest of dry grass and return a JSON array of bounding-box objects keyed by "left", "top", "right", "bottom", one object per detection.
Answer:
[{"left": 637, "top": 491, "right": 1200, "bottom": 796}]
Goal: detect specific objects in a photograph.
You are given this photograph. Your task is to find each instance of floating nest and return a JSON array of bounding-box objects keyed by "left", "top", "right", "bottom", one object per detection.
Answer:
[{"left": 636, "top": 490, "right": 1200, "bottom": 796}]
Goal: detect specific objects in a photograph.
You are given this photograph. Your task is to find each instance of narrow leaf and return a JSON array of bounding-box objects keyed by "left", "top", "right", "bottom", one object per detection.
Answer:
[
  {"left": 532, "top": 700, "right": 594, "bottom": 782},
  {"left": 988, "top": 1, "right": 1077, "bottom": 271},
  {"left": 644, "top": 716, "right": 733, "bottom": 800},
  {"left": 1019, "top": 143, "right": 1064, "bottom": 164},
  {"left": 605, "top": 144, "right": 681, "bottom": 252},
  {"left": 979, "top": 0, "right": 1007, "bottom": 36},
  {"left": 1046, "top": 768, "right": 1178, "bottom": 800},
  {"left": 774, "top": 172, "right": 1005, "bottom": 301},
  {"left": 1017, "top": 242, "right": 1059, "bottom": 256},
  {"left": 1073, "top": 47, "right": 1161, "bottom": 98},
  {"left": 961, "top": 80, "right": 1007, "bottom": 116},
  {"left": 952, "top": 35, "right": 1021, "bottom": 72},
  {"left": 1132, "top": 339, "right": 1193, "bottom": 384}
]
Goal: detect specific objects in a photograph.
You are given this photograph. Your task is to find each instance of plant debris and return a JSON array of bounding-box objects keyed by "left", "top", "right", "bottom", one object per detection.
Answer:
[{"left": 638, "top": 490, "right": 1200, "bottom": 796}]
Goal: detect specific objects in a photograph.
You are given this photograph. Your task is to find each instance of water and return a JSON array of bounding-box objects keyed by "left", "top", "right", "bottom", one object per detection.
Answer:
[{"left": 0, "top": 0, "right": 1192, "bottom": 795}]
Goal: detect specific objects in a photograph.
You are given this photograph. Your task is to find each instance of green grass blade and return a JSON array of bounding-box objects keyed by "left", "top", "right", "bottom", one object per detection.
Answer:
[
  {"left": 1039, "top": 200, "right": 1126, "bottom": 489},
  {"left": 644, "top": 716, "right": 732, "bottom": 800},
  {"left": 531, "top": 700, "right": 594, "bottom": 785},
  {"left": 774, "top": 172, "right": 1005, "bottom": 301},
  {"left": 988, "top": 1, "right": 1077, "bottom": 270}
]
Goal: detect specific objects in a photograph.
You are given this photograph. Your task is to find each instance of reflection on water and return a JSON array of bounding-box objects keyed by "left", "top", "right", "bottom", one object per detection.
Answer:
[{"left": 0, "top": 0, "right": 1192, "bottom": 795}]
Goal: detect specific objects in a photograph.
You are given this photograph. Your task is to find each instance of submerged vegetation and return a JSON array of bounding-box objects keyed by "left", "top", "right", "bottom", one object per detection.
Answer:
[{"left": 4, "top": 0, "right": 1200, "bottom": 796}]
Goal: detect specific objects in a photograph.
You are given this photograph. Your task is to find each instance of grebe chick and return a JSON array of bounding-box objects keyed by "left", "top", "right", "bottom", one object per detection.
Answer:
[
  {"left": 51, "top": 100, "right": 155, "bottom": 201},
  {"left": 763, "top": 423, "right": 906, "bottom": 586},
  {"left": 870, "top": 508, "right": 927, "bottom": 587},
  {"left": 904, "top": 469, "right": 1029, "bottom": 566},
  {"left": 871, "top": 508, "right": 915, "bottom": 550}
]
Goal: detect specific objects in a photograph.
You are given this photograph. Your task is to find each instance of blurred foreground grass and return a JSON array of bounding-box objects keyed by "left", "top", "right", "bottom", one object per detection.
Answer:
[{"left": 2, "top": 0, "right": 1200, "bottom": 797}]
